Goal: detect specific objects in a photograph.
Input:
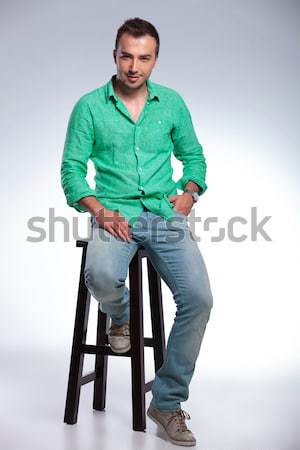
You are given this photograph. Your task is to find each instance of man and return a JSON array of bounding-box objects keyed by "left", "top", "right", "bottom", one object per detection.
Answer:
[{"left": 61, "top": 17, "right": 213, "bottom": 447}]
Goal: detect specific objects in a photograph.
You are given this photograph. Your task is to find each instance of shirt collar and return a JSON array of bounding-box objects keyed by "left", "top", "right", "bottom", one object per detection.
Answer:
[{"left": 105, "top": 74, "right": 159, "bottom": 103}]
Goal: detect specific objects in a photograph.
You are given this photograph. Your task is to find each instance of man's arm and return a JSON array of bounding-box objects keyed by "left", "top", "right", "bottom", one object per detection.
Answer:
[
  {"left": 60, "top": 97, "right": 97, "bottom": 213},
  {"left": 60, "top": 97, "right": 132, "bottom": 241},
  {"left": 171, "top": 93, "right": 207, "bottom": 196}
]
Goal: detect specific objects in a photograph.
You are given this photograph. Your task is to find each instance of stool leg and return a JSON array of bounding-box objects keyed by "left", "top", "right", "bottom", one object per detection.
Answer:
[
  {"left": 129, "top": 251, "right": 146, "bottom": 431},
  {"left": 64, "top": 245, "right": 91, "bottom": 424},
  {"left": 93, "top": 308, "right": 109, "bottom": 410},
  {"left": 147, "top": 258, "right": 166, "bottom": 372}
]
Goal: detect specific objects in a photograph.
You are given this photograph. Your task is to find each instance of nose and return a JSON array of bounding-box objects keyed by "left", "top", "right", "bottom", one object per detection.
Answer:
[{"left": 129, "top": 59, "right": 138, "bottom": 73}]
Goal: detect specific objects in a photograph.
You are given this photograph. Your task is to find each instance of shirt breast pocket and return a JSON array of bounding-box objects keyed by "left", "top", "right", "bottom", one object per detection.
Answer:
[{"left": 142, "top": 118, "right": 172, "bottom": 154}]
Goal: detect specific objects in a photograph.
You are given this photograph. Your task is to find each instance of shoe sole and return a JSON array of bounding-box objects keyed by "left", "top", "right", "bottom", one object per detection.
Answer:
[
  {"left": 147, "top": 408, "right": 196, "bottom": 447},
  {"left": 108, "top": 341, "right": 131, "bottom": 354}
]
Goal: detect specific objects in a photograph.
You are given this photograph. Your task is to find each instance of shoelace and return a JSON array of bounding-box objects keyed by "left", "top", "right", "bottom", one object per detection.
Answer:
[
  {"left": 166, "top": 409, "right": 191, "bottom": 433},
  {"left": 109, "top": 323, "right": 130, "bottom": 336}
]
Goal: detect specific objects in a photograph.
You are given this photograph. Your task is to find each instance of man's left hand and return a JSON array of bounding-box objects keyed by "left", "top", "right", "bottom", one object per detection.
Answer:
[{"left": 168, "top": 193, "right": 194, "bottom": 216}]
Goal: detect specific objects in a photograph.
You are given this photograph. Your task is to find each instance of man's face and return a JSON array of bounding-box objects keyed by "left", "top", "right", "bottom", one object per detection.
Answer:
[{"left": 113, "top": 32, "right": 158, "bottom": 90}]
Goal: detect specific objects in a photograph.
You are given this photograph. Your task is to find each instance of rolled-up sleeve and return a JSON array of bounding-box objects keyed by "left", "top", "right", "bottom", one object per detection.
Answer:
[
  {"left": 171, "top": 93, "right": 207, "bottom": 195},
  {"left": 60, "top": 97, "right": 96, "bottom": 213}
]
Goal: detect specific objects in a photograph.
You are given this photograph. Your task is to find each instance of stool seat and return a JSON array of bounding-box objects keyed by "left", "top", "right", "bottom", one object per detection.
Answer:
[{"left": 64, "top": 238, "right": 166, "bottom": 431}]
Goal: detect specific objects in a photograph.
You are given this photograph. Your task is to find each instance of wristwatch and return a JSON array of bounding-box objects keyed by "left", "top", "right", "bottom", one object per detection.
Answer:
[{"left": 183, "top": 188, "right": 199, "bottom": 203}]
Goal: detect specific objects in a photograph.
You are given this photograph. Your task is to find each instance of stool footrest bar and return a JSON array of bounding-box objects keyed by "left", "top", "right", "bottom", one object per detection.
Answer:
[
  {"left": 81, "top": 371, "right": 96, "bottom": 385},
  {"left": 145, "top": 379, "right": 154, "bottom": 393}
]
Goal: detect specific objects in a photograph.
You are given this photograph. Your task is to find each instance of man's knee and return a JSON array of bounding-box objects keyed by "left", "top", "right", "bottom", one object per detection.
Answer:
[
  {"left": 189, "top": 287, "right": 214, "bottom": 316},
  {"left": 84, "top": 265, "right": 126, "bottom": 303}
]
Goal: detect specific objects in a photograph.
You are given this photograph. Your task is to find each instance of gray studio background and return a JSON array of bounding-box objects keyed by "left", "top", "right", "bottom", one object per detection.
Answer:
[{"left": 1, "top": 1, "right": 299, "bottom": 449}]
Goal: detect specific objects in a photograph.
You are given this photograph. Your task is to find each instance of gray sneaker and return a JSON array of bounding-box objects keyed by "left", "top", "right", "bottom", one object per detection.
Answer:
[
  {"left": 108, "top": 321, "right": 131, "bottom": 353},
  {"left": 147, "top": 402, "right": 196, "bottom": 446}
]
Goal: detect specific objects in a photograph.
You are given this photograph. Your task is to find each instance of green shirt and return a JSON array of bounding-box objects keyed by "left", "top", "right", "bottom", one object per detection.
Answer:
[{"left": 60, "top": 74, "right": 207, "bottom": 227}]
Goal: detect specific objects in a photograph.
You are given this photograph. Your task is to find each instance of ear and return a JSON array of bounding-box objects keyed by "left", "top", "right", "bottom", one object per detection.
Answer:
[{"left": 113, "top": 49, "right": 116, "bottom": 63}]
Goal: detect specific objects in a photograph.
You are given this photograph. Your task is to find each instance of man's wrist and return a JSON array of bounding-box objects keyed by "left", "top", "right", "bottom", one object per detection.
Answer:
[
  {"left": 183, "top": 188, "right": 199, "bottom": 203},
  {"left": 184, "top": 180, "right": 202, "bottom": 193},
  {"left": 78, "top": 196, "right": 105, "bottom": 216}
]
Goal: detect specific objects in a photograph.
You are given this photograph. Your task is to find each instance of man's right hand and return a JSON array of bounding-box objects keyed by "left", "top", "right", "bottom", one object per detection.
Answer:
[{"left": 94, "top": 207, "right": 133, "bottom": 243}]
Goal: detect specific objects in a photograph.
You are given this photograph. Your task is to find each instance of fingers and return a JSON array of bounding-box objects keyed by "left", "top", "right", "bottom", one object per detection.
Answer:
[
  {"left": 107, "top": 226, "right": 118, "bottom": 238},
  {"left": 120, "top": 221, "right": 133, "bottom": 242},
  {"left": 111, "top": 214, "right": 132, "bottom": 242},
  {"left": 104, "top": 222, "right": 131, "bottom": 242},
  {"left": 96, "top": 209, "right": 132, "bottom": 242}
]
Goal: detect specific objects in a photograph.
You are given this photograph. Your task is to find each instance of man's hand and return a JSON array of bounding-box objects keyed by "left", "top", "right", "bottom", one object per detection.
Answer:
[
  {"left": 168, "top": 193, "right": 194, "bottom": 216},
  {"left": 94, "top": 207, "right": 133, "bottom": 242}
]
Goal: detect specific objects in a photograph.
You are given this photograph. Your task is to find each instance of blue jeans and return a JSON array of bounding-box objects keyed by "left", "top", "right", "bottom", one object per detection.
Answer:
[{"left": 84, "top": 209, "right": 213, "bottom": 411}]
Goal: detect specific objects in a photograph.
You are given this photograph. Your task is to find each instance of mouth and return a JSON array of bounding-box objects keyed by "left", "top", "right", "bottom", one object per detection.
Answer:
[{"left": 127, "top": 75, "right": 140, "bottom": 81}]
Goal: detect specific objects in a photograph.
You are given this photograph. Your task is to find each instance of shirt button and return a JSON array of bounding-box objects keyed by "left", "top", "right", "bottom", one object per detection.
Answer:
[
  {"left": 158, "top": 120, "right": 162, "bottom": 124},
  {"left": 138, "top": 167, "right": 143, "bottom": 172},
  {"left": 139, "top": 185, "right": 144, "bottom": 190},
  {"left": 136, "top": 146, "right": 140, "bottom": 150}
]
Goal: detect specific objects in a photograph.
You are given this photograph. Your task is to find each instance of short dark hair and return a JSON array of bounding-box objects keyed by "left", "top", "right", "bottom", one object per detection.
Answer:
[{"left": 115, "top": 17, "right": 160, "bottom": 58}]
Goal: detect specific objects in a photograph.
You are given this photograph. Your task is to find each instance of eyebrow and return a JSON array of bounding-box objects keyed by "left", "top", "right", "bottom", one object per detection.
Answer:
[{"left": 120, "top": 51, "right": 152, "bottom": 57}]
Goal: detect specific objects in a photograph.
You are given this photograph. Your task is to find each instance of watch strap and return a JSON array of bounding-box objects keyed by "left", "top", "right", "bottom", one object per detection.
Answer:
[{"left": 183, "top": 188, "right": 199, "bottom": 203}]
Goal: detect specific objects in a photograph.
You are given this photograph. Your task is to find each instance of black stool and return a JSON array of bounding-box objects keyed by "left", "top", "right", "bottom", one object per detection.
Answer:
[{"left": 64, "top": 239, "right": 167, "bottom": 431}]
